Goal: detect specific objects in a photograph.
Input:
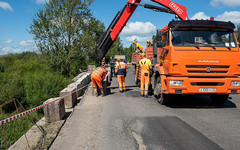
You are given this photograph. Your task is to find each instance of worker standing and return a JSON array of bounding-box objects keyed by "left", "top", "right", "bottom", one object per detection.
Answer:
[
  {"left": 115, "top": 58, "right": 127, "bottom": 93},
  {"left": 139, "top": 53, "right": 152, "bottom": 98},
  {"left": 133, "top": 41, "right": 145, "bottom": 53},
  {"left": 110, "top": 57, "right": 116, "bottom": 78},
  {"left": 91, "top": 63, "right": 108, "bottom": 97}
]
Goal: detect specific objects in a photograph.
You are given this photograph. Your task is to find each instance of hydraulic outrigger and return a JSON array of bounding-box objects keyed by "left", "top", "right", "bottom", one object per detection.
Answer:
[{"left": 95, "top": 0, "right": 189, "bottom": 59}]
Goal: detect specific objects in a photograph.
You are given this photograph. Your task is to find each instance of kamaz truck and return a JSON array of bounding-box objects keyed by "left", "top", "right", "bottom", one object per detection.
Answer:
[
  {"left": 152, "top": 19, "right": 240, "bottom": 105},
  {"left": 95, "top": 0, "right": 240, "bottom": 105}
]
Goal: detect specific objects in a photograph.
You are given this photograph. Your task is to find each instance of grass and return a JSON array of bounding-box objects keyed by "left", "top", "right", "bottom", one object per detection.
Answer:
[{"left": 0, "top": 111, "right": 43, "bottom": 149}]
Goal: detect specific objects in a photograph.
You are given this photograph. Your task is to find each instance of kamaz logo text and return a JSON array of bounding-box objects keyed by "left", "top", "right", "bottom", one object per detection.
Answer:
[
  {"left": 198, "top": 60, "right": 219, "bottom": 63},
  {"left": 169, "top": 2, "right": 183, "bottom": 14}
]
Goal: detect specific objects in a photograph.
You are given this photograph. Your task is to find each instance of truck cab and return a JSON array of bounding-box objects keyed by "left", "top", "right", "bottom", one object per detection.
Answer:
[
  {"left": 114, "top": 55, "right": 127, "bottom": 63},
  {"left": 153, "top": 19, "right": 240, "bottom": 105}
]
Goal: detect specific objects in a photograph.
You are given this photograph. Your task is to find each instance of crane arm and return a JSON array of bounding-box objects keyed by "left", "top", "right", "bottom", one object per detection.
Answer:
[
  {"left": 151, "top": 0, "right": 189, "bottom": 20},
  {"left": 95, "top": 0, "right": 188, "bottom": 59}
]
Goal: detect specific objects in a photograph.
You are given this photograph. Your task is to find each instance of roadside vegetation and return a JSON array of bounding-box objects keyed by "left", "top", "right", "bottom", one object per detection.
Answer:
[
  {"left": 0, "top": 0, "right": 133, "bottom": 148},
  {"left": 0, "top": 52, "right": 71, "bottom": 149},
  {"left": 236, "top": 25, "right": 240, "bottom": 42}
]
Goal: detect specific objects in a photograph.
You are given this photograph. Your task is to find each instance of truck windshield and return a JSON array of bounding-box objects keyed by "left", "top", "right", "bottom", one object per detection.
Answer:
[{"left": 172, "top": 27, "right": 237, "bottom": 48}]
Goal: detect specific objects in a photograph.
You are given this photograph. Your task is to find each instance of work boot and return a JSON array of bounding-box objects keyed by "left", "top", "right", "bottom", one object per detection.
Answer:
[
  {"left": 140, "top": 94, "right": 144, "bottom": 97},
  {"left": 120, "top": 90, "right": 124, "bottom": 93},
  {"left": 101, "top": 93, "right": 105, "bottom": 97},
  {"left": 124, "top": 89, "right": 126, "bottom": 92},
  {"left": 144, "top": 95, "right": 148, "bottom": 98},
  {"left": 95, "top": 93, "right": 99, "bottom": 97}
]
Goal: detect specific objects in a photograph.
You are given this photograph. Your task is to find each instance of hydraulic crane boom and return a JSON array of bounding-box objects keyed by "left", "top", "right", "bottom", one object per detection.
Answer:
[{"left": 95, "top": 0, "right": 188, "bottom": 59}]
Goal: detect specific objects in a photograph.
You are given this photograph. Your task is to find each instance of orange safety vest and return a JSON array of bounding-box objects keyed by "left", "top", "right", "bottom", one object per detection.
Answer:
[
  {"left": 116, "top": 62, "right": 127, "bottom": 75},
  {"left": 139, "top": 58, "right": 151, "bottom": 71},
  {"left": 92, "top": 67, "right": 105, "bottom": 78}
]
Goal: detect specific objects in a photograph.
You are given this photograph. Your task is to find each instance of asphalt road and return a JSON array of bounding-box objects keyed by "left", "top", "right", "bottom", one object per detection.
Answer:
[{"left": 50, "top": 67, "right": 240, "bottom": 150}]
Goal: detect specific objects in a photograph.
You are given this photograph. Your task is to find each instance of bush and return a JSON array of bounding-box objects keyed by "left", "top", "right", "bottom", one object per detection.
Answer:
[
  {"left": 0, "top": 52, "right": 71, "bottom": 148},
  {"left": 0, "top": 71, "right": 25, "bottom": 112},
  {"left": 24, "top": 71, "right": 70, "bottom": 107}
]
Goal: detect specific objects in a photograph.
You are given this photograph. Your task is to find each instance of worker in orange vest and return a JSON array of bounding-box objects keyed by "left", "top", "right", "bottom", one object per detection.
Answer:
[
  {"left": 133, "top": 41, "right": 145, "bottom": 53},
  {"left": 139, "top": 53, "right": 152, "bottom": 98},
  {"left": 115, "top": 58, "right": 127, "bottom": 93},
  {"left": 91, "top": 62, "right": 108, "bottom": 97}
]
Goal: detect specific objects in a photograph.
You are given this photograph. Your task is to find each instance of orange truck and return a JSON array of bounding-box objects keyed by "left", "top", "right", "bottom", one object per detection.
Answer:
[
  {"left": 95, "top": 0, "right": 240, "bottom": 105},
  {"left": 151, "top": 18, "right": 240, "bottom": 105}
]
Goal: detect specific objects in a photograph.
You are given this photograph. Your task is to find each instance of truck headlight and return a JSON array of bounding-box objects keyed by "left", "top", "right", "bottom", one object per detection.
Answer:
[
  {"left": 169, "top": 80, "right": 183, "bottom": 86},
  {"left": 231, "top": 81, "right": 240, "bottom": 86}
]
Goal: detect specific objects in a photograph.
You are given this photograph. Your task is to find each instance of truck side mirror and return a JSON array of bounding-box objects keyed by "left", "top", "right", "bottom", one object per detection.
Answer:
[
  {"left": 156, "top": 29, "right": 162, "bottom": 42},
  {"left": 156, "top": 29, "right": 164, "bottom": 47}
]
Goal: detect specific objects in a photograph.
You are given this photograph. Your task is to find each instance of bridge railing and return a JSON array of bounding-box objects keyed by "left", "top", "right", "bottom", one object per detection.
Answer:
[{"left": 0, "top": 71, "right": 92, "bottom": 149}]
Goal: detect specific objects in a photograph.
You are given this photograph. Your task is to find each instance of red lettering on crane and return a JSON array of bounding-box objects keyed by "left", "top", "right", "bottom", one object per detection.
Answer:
[{"left": 169, "top": 2, "right": 183, "bottom": 14}]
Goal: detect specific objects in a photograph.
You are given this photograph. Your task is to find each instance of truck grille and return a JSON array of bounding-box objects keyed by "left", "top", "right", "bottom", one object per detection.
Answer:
[
  {"left": 191, "top": 82, "right": 224, "bottom": 86},
  {"left": 186, "top": 65, "right": 230, "bottom": 74}
]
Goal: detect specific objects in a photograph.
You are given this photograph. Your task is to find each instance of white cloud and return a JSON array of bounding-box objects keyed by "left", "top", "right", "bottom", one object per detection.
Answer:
[
  {"left": 1, "top": 47, "right": 21, "bottom": 54},
  {"left": 0, "top": 1, "right": 13, "bottom": 11},
  {"left": 19, "top": 40, "right": 37, "bottom": 52},
  {"left": 121, "top": 21, "right": 156, "bottom": 48},
  {"left": 190, "top": 11, "right": 240, "bottom": 24},
  {"left": 19, "top": 40, "right": 34, "bottom": 47},
  {"left": 35, "top": 0, "right": 49, "bottom": 4},
  {"left": 1, "top": 39, "right": 13, "bottom": 44},
  {"left": 216, "top": 11, "right": 240, "bottom": 24},
  {"left": 210, "top": 0, "right": 240, "bottom": 7},
  {"left": 190, "top": 12, "right": 210, "bottom": 20},
  {"left": 125, "top": 35, "right": 152, "bottom": 43},
  {"left": 122, "top": 21, "right": 156, "bottom": 36},
  {"left": 0, "top": 40, "right": 37, "bottom": 55}
]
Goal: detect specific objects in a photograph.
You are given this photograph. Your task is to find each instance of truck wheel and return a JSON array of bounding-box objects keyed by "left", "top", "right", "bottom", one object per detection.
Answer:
[
  {"left": 210, "top": 94, "right": 228, "bottom": 106},
  {"left": 154, "top": 77, "right": 171, "bottom": 105}
]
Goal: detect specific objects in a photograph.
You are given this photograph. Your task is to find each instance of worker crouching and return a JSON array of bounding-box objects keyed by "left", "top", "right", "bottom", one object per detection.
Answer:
[
  {"left": 139, "top": 53, "right": 152, "bottom": 98},
  {"left": 133, "top": 41, "right": 145, "bottom": 53},
  {"left": 115, "top": 58, "right": 127, "bottom": 93},
  {"left": 91, "top": 63, "right": 108, "bottom": 97}
]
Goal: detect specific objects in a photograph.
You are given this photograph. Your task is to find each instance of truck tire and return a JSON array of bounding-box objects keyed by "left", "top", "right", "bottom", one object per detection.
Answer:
[
  {"left": 154, "top": 76, "right": 171, "bottom": 105},
  {"left": 210, "top": 94, "right": 228, "bottom": 106}
]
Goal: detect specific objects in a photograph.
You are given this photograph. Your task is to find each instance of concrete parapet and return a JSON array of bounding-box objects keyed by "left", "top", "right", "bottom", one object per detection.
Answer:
[
  {"left": 9, "top": 117, "right": 47, "bottom": 150},
  {"left": 43, "top": 97, "right": 65, "bottom": 123},
  {"left": 103, "top": 71, "right": 110, "bottom": 95},
  {"left": 88, "top": 65, "right": 96, "bottom": 73},
  {"left": 74, "top": 73, "right": 91, "bottom": 97},
  {"left": 72, "top": 72, "right": 88, "bottom": 82},
  {"left": 60, "top": 86, "right": 77, "bottom": 108}
]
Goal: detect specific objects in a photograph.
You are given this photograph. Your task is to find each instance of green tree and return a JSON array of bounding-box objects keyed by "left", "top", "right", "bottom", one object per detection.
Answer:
[
  {"left": 152, "top": 35, "right": 156, "bottom": 41},
  {"left": 122, "top": 44, "right": 135, "bottom": 63},
  {"left": 29, "top": 0, "right": 104, "bottom": 77},
  {"left": 106, "top": 37, "right": 124, "bottom": 62}
]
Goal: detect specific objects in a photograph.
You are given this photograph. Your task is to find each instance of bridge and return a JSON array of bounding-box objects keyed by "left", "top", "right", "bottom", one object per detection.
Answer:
[
  {"left": 2, "top": 66, "right": 240, "bottom": 149},
  {"left": 47, "top": 66, "right": 240, "bottom": 150}
]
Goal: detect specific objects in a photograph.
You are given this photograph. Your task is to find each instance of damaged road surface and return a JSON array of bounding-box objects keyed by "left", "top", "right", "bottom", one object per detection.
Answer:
[{"left": 50, "top": 67, "right": 240, "bottom": 150}]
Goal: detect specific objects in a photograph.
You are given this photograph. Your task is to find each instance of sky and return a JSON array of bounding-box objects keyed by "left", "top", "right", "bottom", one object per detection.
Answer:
[{"left": 0, "top": 0, "right": 240, "bottom": 55}]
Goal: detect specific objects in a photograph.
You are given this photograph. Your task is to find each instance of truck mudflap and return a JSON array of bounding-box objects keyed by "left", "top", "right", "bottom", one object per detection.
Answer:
[{"left": 164, "top": 77, "right": 240, "bottom": 94}]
